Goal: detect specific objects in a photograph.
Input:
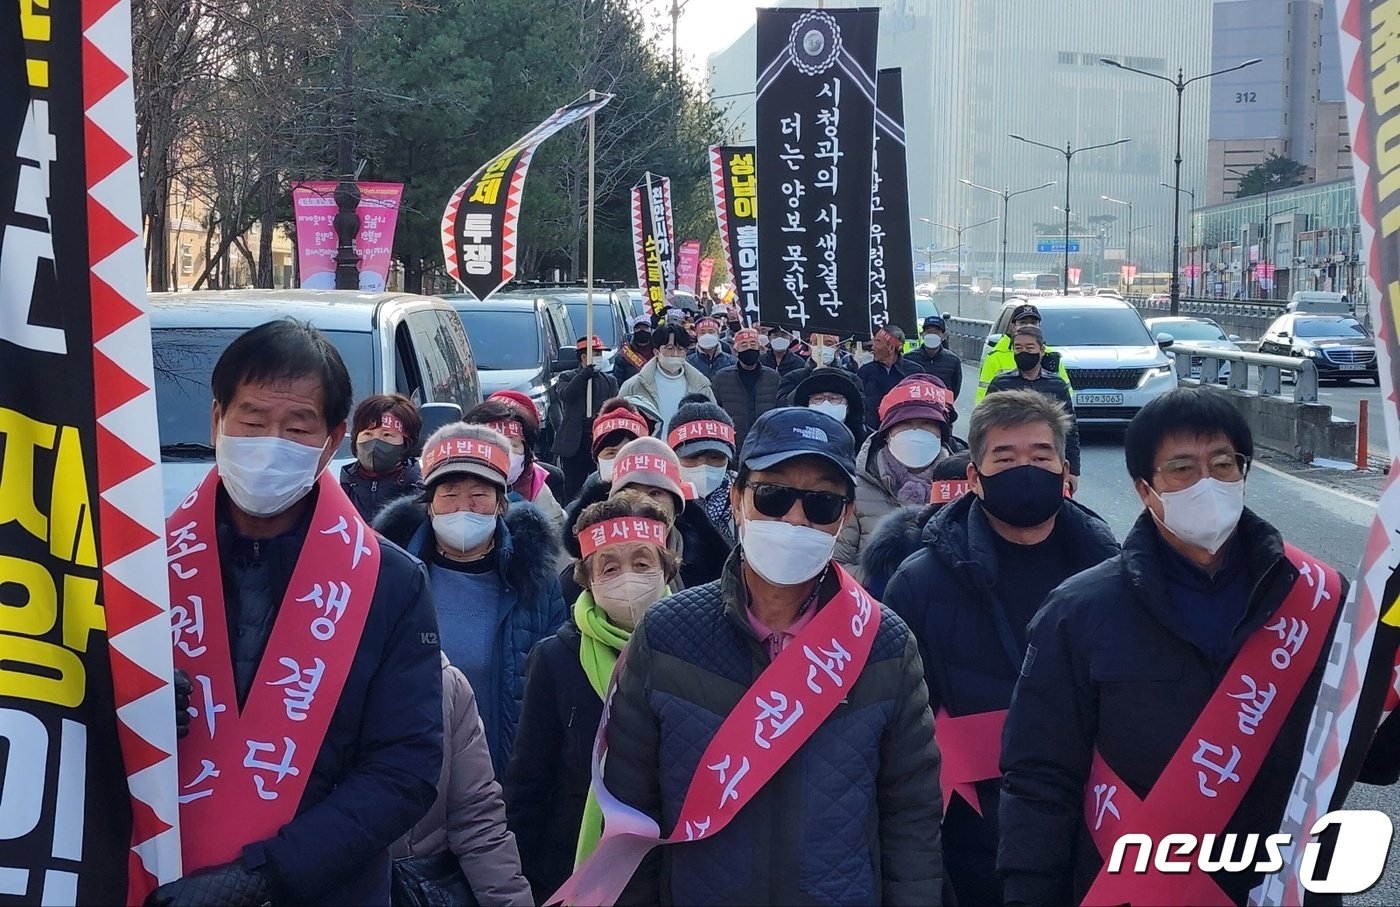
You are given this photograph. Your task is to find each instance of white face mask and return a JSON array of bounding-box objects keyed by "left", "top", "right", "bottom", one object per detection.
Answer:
[
  {"left": 506, "top": 452, "right": 525, "bottom": 486},
  {"left": 814, "top": 346, "right": 836, "bottom": 365},
  {"left": 697, "top": 333, "right": 721, "bottom": 351},
  {"left": 681, "top": 463, "right": 728, "bottom": 498},
  {"left": 739, "top": 507, "right": 842, "bottom": 586},
  {"left": 1151, "top": 477, "right": 1245, "bottom": 555},
  {"left": 432, "top": 510, "right": 497, "bottom": 552},
  {"left": 658, "top": 354, "right": 685, "bottom": 376},
  {"left": 808, "top": 400, "right": 848, "bottom": 422},
  {"left": 771, "top": 337, "right": 791, "bottom": 353},
  {"left": 922, "top": 333, "right": 943, "bottom": 350},
  {"left": 591, "top": 569, "right": 667, "bottom": 629},
  {"left": 217, "top": 431, "right": 327, "bottom": 518},
  {"left": 597, "top": 455, "right": 616, "bottom": 483},
  {"left": 887, "top": 428, "right": 943, "bottom": 469}
]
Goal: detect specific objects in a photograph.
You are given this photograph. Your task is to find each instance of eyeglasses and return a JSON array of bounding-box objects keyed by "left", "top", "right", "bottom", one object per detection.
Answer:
[
  {"left": 1154, "top": 453, "right": 1249, "bottom": 491},
  {"left": 747, "top": 482, "right": 849, "bottom": 524}
]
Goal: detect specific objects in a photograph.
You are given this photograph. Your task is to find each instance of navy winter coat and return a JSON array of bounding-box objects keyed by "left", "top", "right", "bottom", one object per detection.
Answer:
[
  {"left": 883, "top": 492, "right": 1119, "bottom": 906},
  {"left": 998, "top": 510, "right": 1371, "bottom": 906},
  {"left": 857, "top": 356, "right": 927, "bottom": 431},
  {"left": 338, "top": 458, "right": 422, "bottom": 523},
  {"left": 604, "top": 551, "right": 944, "bottom": 905},
  {"left": 375, "top": 497, "right": 567, "bottom": 771}
]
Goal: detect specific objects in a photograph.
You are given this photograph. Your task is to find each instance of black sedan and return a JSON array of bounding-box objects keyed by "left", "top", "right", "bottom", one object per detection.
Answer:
[{"left": 1257, "top": 313, "right": 1379, "bottom": 385}]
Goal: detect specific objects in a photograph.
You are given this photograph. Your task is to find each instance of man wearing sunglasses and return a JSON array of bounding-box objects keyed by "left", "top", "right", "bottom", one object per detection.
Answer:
[
  {"left": 594, "top": 407, "right": 941, "bottom": 905},
  {"left": 998, "top": 387, "right": 1379, "bottom": 906}
]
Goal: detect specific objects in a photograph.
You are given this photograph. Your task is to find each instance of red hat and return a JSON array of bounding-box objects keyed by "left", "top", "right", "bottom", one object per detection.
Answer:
[
  {"left": 878, "top": 375, "right": 953, "bottom": 432},
  {"left": 487, "top": 390, "right": 540, "bottom": 429},
  {"left": 576, "top": 335, "right": 606, "bottom": 352}
]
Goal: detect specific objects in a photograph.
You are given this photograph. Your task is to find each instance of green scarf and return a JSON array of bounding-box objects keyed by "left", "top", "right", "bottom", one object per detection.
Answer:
[{"left": 572, "top": 591, "right": 632, "bottom": 867}]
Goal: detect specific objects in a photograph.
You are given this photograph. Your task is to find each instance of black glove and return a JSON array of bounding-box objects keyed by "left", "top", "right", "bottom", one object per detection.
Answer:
[
  {"left": 579, "top": 362, "right": 596, "bottom": 376},
  {"left": 173, "top": 668, "right": 192, "bottom": 739},
  {"left": 144, "top": 860, "right": 271, "bottom": 907}
]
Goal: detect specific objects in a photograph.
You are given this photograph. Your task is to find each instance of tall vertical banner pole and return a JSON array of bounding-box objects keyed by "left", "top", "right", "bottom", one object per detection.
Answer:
[{"left": 586, "top": 90, "right": 597, "bottom": 415}]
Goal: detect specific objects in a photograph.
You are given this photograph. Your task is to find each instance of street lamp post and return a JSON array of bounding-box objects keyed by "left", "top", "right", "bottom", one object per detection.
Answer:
[
  {"left": 1101, "top": 56, "right": 1262, "bottom": 316},
  {"left": 1101, "top": 194, "right": 1134, "bottom": 289},
  {"left": 961, "top": 178, "right": 1057, "bottom": 305},
  {"left": 1009, "top": 134, "right": 1130, "bottom": 293},
  {"left": 333, "top": 3, "right": 361, "bottom": 291},
  {"left": 921, "top": 216, "right": 999, "bottom": 315},
  {"left": 1160, "top": 182, "right": 1197, "bottom": 294}
]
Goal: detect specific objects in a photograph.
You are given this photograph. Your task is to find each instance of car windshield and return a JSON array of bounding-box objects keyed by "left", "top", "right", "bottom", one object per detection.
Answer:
[
  {"left": 1151, "top": 320, "right": 1227, "bottom": 342},
  {"left": 152, "top": 327, "right": 373, "bottom": 460},
  {"left": 1037, "top": 306, "right": 1153, "bottom": 346},
  {"left": 563, "top": 300, "right": 619, "bottom": 348},
  {"left": 454, "top": 308, "right": 543, "bottom": 370},
  {"left": 1294, "top": 317, "right": 1368, "bottom": 339},
  {"left": 915, "top": 296, "right": 941, "bottom": 322}
]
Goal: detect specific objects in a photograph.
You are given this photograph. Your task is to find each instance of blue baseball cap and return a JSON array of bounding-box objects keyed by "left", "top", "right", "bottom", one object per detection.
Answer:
[
  {"left": 739, "top": 407, "right": 857, "bottom": 484},
  {"left": 922, "top": 315, "right": 946, "bottom": 332}
]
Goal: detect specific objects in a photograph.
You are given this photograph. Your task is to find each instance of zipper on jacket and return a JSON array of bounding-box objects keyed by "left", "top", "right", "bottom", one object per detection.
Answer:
[{"left": 567, "top": 706, "right": 576, "bottom": 728}]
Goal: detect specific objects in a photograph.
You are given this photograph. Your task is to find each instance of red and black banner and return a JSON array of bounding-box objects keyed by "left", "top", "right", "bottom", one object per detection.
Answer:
[
  {"left": 630, "top": 172, "right": 676, "bottom": 315},
  {"left": 4, "top": 0, "right": 179, "bottom": 902},
  {"left": 442, "top": 93, "right": 612, "bottom": 301},
  {"left": 870, "top": 68, "right": 916, "bottom": 335},
  {"left": 755, "top": 7, "right": 879, "bottom": 338},
  {"left": 709, "top": 144, "right": 759, "bottom": 324}
]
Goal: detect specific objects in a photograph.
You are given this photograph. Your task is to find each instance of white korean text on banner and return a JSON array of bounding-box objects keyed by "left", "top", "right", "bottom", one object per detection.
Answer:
[
  {"left": 755, "top": 7, "right": 880, "bottom": 337},
  {"left": 1252, "top": 2, "right": 1400, "bottom": 901},
  {"left": 677, "top": 240, "right": 702, "bottom": 296},
  {"left": 710, "top": 144, "right": 759, "bottom": 323},
  {"left": 869, "top": 68, "right": 915, "bottom": 334},
  {"left": 631, "top": 172, "right": 676, "bottom": 314},
  {"left": 2, "top": 0, "right": 179, "bottom": 901},
  {"left": 442, "top": 93, "right": 612, "bottom": 301}
]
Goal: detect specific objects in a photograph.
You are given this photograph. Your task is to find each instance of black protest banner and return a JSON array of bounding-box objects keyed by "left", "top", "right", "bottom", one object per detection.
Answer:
[
  {"left": 870, "top": 68, "right": 916, "bottom": 334},
  {"left": 630, "top": 172, "right": 676, "bottom": 315},
  {"left": 755, "top": 6, "right": 879, "bottom": 338},
  {"left": 710, "top": 144, "right": 760, "bottom": 323},
  {"left": 443, "top": 93, "right": 612, "bottom": 300},
  {"left": 3, "top": 0, "right": 178, "bottom": 901}
]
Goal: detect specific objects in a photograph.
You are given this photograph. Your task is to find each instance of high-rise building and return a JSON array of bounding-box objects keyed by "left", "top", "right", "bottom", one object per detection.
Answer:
[
  {"left": 706, "top": 0, "right": 1212, "bottom": 283},
  {"left": 1204, "top": 0, "right": 1351, "bottom": 203}
]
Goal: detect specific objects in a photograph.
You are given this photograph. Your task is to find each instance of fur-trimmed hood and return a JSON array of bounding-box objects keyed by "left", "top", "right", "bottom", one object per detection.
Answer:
[
  {"left": 860, "top": 502, "right": 941, "bottom": 597},
  {"left": 559, "top": 473, "right": 611, "bottom": 558},
  {"left": 373, "top": 496, "right": 562, "bottom": 603}
]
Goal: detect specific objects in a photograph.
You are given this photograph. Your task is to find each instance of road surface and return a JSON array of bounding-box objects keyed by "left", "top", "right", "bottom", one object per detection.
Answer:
[{"left": 951, "top": 364, "right": 1397, "bottom": 902}]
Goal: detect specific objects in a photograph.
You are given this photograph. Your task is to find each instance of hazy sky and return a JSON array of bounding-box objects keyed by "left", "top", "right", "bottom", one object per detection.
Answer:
[{"left": 664, "top": 0, "right": 762, "bottom": 82}]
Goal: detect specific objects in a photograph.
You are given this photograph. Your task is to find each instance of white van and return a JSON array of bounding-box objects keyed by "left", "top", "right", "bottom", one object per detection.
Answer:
[{"left": 1286, "top": 291, "right": 1349, "bottom": 314}]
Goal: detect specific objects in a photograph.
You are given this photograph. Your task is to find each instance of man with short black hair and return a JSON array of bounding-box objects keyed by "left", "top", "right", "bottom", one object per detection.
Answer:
[
  {"left": 884, "top": 389, "right": 1117, "bottom": 906},
  {"left": 976, "top": 303, "right": 1072, "bottom": 401},
  {"left": 150, "top": 319, "right": 442, "bottom": 906},
  {"left": 999, "top": 387, "right": 1369, "bottom": 906},
  {"left": 711, "top": 328, "right": 781, "bottom": 449},
  {"left": 858, "top": 324, "right": 927, "bottom": 432},
  {"left": 986, "top": 324, "right": 1080, "bottom": 491},
  {"left": 905, "top": 316, "right": 963, "bottom": 396}
]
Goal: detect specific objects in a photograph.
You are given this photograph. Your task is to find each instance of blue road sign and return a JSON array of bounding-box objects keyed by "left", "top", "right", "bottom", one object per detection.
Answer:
[{"left": 1036, "top": 239, "right": 1081, "bottom": 253}]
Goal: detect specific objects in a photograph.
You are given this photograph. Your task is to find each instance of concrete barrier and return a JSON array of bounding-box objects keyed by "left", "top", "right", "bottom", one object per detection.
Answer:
[
  {"left": 1180, "top": 378, "right": 1357, "bottom": 463},
  {"left": 945, "top": 316, "right": 993, "bottom": 364}
]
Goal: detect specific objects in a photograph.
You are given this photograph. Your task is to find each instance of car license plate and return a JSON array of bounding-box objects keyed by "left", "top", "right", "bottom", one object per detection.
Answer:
[
  {"left": 1336, "top": 362, "right": 1362, "bottom": 370},
  {"left": 1076, "top": 393, "right": 1124, "bottom": 405}
]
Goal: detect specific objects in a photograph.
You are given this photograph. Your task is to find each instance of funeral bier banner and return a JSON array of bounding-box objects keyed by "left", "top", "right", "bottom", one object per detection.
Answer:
[
  {"left": 3, "top": 0, "right": 179, "bottom": 902},
  {"left": 755, "top": 7, "right": 879, "bottom": 337},
  {"left": 442, "top": 92, "right": 612, "bottom": 300},
  {"left": 630, "top": 172, "right": 676, "bottom": 314},
  {"left": 677, "top": 239, "right": 702, "bottom": 296},
  {"left": 710, "top": 144, "right": 759, "bottom": 323},
  {"left": 1252, "top": 2, "right": 1400, "bottom": 902},
  {"left": 291, "top": 181, "right": 403, "bottom": 291},
  {"left": 870, "top": 68, "right": 916, "bottom": 335}
]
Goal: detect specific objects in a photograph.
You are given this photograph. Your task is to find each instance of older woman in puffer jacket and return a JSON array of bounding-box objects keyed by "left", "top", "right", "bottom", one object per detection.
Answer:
[{"left": 390, "top": 656, "right": 534, "bottom": 906}]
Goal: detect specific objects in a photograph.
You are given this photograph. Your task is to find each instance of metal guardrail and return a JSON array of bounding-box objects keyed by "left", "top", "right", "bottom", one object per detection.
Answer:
[
  {"left": 944, "top": 316, "right": 994, "bottom": 363},
  {"left": 1171, "top": 342, "right": 1319, "bottom": 403},
  {"left": 1131, "top": 296, "right": 1286, "bottom": 342}
]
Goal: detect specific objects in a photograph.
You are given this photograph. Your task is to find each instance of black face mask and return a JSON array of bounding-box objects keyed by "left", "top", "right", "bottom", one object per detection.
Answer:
[
  {"left": 728, "top": 321, "right": 741, "bottom": 332},
  {"left": 1014, "top": 351, "right": 1042, "bottom": 372},
  {"left": 976, "top": 464, "right": 1064, "bottom": 528},
  {"left": 357, "top": 438, "right": 406, "bottom": 474},
  {"left": 633, "top": 331, "right": 652, "bottom": 347},
  {"left": 737, "top": 348, "right": 761, "bottom": 367}
]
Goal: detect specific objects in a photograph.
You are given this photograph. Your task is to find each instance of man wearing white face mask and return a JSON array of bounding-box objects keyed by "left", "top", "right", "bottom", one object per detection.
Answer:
[
  {"left": 151, "top": 320, "right": 443, "bottom": 907},
  {"left": 999, "top": 387, "right": 1360, "bottom": 907},
  {"left": 904, "top": 316, "right": 963, "bottom": 397},
  {"left": 686, "top": 316, "right": 737, "bottom": 380},
  {"left": 759, "top": 324, "right": 807, "bottom": 375},
  {"left": 374, "top": 423, "right": 566, "bottom": 774},
  {"left": 618, "top": 324, "right": 715, "bottom": 429},
  {"left": 571, "top": 407, "right": 941, "bottom": 906},
  {"left": 791, "top": 365, "right": 869, "bottom": 447},
  {"left": 666, "top": 398, "right": 740, "bottom": 546}
]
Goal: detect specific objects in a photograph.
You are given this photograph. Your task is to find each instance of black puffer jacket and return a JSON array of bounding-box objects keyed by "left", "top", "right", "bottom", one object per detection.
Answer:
[
  {"left": 502, "top": 621, "right": 600, "bottom": 904},
  {"left": 605, "top": 551, "right": 944, "bottom": 905},
  {"left": 338, "top": 459, "right": 422, "bottom": 523},
  {"left": 998, "top": 510, "right": 1364, "bottom": 906},
  {"left": 883, "top": 493, "right": 1119, "bottom": 907},
  {"left": 710, "top": 364, "right": 781, "bottom": 449},
  {"left": 859, "top": 502, "right": 940, "bottom": 600},
  {"left": 904, "top": 345, "right": 963, "bottom": 398}
]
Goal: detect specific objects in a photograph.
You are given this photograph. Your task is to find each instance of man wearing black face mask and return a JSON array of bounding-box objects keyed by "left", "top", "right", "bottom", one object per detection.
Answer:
[
  {"left": 883, "top": 389, "right": 1118, "bottom": 907},
  {"left": 711, "top": 327, "right": 781, "bottom": 448},
  {"left": 614, "top": 314, "right": 656, "bottom": 385},
  {"left": 985, "top": 324, "right": 1080, "bottom": 493}
]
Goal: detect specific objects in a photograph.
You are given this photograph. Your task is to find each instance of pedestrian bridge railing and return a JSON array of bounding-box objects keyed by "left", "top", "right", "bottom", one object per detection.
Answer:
[{"left": 1170, "top": 342, "right": 1319, "bottom": 404}]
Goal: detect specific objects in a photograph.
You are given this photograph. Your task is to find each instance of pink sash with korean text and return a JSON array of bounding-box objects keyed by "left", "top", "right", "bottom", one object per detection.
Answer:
[
  {"left": 936, "top": 707, "right": 1006, "bottom": 815},
  {"left": 549, "top": 564, "right": 880, "bottom": 906},
  {"left": 166, "top": 468, "right": 380, "bottom": 873},
  {"left": 1080, "top": 545, "right": 1342, "bottom": 906}
]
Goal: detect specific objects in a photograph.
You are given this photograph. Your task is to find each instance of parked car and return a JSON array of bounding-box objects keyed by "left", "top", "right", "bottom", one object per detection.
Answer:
[
  {"left": 445, "top": 292, "right": 578, "bottom": 445},
  {"left": 1258, "top": 312, "right": 1379, "bottom": 385},
  {"left": 550, "top": 289, "right": 631, "bottom": 375},
  {"left": 986, "top": 296, "right": 1177, "bottom": 424},
  {"left": 1286, "top": 291, "right": 1350, "bottom": 314},
  {"left": 1145, "top": 316, "right": 1240, "bottom": 382},
  {"left": 151, "top": 289, "right": 481, "bottom": 514},
  {"left": 1094, "top": 288, "right": 1124, "bottom": 299}
]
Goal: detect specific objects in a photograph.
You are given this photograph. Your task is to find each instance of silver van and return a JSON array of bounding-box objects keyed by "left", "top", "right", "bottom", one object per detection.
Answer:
[
  {"left": 151, "top": 290, "right": 481, "bottom": 514},
  {"left": 987, "top": 297, "right": 1177, "bottom": 424}
]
